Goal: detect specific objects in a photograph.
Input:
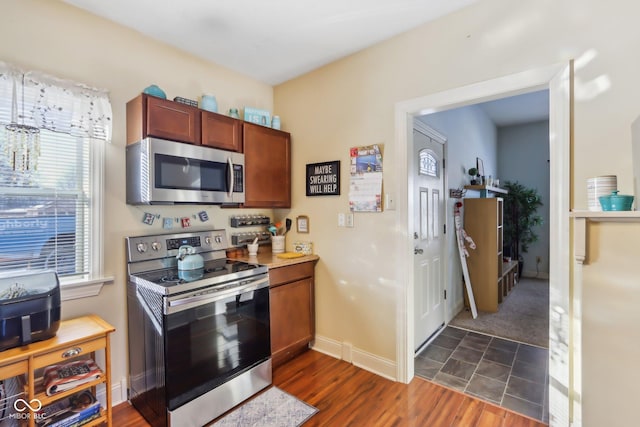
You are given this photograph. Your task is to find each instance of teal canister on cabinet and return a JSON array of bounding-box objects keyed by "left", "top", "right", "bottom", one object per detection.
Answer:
[{"left": 201, "top": 95, "right": 218, "bottom": 113}]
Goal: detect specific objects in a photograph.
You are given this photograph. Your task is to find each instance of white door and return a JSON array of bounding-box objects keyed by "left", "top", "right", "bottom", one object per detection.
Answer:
[{"left": 413, "top": 125, "right": 445, "bottom": 352}]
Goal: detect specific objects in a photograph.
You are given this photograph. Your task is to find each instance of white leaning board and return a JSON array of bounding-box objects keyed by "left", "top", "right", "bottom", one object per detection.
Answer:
[{"left": 454, "top": 203, "right": 478, "bottom": 319}]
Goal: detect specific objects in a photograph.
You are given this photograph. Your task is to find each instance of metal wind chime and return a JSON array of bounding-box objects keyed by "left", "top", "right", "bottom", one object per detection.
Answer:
[{"left": 4, "top": 75, "right": 40, "bottom": 174}]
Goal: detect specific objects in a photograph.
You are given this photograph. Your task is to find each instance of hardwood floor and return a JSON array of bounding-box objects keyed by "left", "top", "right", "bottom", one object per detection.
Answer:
[{"left": 113, "top": 350, "right": 546, "bottom": 426}]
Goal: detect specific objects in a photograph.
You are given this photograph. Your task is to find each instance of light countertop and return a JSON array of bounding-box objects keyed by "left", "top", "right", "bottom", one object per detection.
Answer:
[{"left": 232, "top": 248, "right": 319, "bottom": 269}]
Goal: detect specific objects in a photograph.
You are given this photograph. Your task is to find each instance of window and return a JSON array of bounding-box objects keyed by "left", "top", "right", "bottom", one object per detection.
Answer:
[
  {"left": 0, "top": 62, "right": 111, "bottom": 295},
  {"left": 419, "top": 149, "right": 438, "bottom": 177},
  {"left": 0, "top": 130, "right": 92, "bottom": 277}
]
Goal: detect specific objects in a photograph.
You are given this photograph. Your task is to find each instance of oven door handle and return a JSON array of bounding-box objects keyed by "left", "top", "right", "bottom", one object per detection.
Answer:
[{"left": 166, "top": 275, "right": 269, "bottom": 314}]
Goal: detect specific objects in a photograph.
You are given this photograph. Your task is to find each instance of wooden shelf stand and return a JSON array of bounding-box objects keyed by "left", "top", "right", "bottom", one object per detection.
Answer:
[
  {"left": 464, "top": 197, "right": 505, "bottom": 312},
  {"left": 0, "top": 315, "right": 115, "bottom": 427}
]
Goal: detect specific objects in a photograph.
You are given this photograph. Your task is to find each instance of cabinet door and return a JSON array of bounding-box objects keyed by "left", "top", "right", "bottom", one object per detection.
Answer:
[
  {"left": 145, "top": 96, "right": 201, "bottom": 144},
  {"left": 201, "top": 111, "right": 242, "bottom": 152},
  {"left": 243, "top": 123, "right": 291, "bottom": 208},
  {"left": 270, "top": 277, "right": 314, "bottom": 366}
]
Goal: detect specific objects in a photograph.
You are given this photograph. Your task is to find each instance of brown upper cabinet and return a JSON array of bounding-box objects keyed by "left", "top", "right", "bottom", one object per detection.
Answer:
[
  {"left": 201, "top": 110, "right": 243, "bottom": 152},
  {"left": 126, "top": 94, "right": 243, "bottom": 152},
  {"left": 243, "top": 122, "right": 291, "bottom": 208},
  {"left": 127, "top": 94, "right": 201, "bottom": 145},
  {"left": 126, "top": 94, "right": 290, "bottom": 207}
]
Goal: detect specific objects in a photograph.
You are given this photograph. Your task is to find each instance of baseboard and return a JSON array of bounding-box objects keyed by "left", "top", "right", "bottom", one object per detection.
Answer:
[
  {"left": 96, "top": 377, "right": 128, "bottom": 407},
  {"left": 521, "top": 270, "right": 550, "bottom": 280},
  {"left": 312, "top": 335, "right": 397, "bottom": 381}
]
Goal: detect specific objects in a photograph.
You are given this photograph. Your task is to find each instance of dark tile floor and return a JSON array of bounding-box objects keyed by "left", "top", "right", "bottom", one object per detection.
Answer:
[{"left": 415, "top": 325, "right": 549, "bottom": 423}]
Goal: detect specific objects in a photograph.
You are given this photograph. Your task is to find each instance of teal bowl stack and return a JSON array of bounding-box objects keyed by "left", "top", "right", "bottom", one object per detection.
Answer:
[{"left": 599, "top": 190, "right": 634, "bottom": 211}]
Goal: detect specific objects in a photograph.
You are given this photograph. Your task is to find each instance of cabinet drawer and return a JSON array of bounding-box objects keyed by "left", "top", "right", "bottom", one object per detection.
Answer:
[
  {"left": 269, "top": 262, "right": 314, "bottom": 287},
  {"left": 0, "top": 360, "right": 27, "bottom": 381},
  {"left": 33, "top": 337, "right": 106, "bottom": 369}
]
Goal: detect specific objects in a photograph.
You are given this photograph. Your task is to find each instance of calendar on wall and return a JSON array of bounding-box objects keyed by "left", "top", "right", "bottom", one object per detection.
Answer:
[{"left": 348, "top": 144, "right": 383, "bottom": 212}]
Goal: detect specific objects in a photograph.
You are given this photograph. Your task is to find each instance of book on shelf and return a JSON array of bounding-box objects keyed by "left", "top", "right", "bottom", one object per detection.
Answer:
[
  {"left": 42, "top": 359, "right": 103, "bottom": 396},
  {"left": 36, "top": 389, "right": 101, "bottom": 427}
]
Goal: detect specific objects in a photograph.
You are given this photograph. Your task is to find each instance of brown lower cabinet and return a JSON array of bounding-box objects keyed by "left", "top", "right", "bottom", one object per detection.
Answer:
[{"left": 269, "top": 261, "right": 316, "bottom": 367}]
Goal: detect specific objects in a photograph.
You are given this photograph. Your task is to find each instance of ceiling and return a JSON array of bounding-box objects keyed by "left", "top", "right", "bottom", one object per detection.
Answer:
[
  {"left": 477, "top": 90, "right": 549, "bottom": 127},
  {"left": 62, "top": 0, "right": 478, "bottom": 85},
  {"left": 61, "top": 0, "right": 546, "bottom": 125}
]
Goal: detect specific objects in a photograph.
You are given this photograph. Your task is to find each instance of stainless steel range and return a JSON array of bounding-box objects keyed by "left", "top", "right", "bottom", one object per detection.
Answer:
[{"left": 126, "top": 229, "right": 271, "bottom": 427}]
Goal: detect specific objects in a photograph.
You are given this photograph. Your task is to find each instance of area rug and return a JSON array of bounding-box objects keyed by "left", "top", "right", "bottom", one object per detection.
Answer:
[
  {"left": 449, "top": 277, "right": 549, "bottom": 348},
  {"left": 212, "top": 387, "right": 318, "bottom": 427}
]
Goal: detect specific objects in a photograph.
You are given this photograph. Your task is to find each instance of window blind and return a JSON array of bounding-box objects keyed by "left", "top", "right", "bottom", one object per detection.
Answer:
[
  {"left": 0, "top": 62, "right": 111, "bottom": 280},
  {"left": 0, "top": 130, "right": 90, "bottom": 277}
]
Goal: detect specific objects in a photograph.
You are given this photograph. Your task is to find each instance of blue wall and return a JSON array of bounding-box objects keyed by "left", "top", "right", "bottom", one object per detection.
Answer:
[{"left": 497, "top": 120, "right": 550, "bottom": 277}]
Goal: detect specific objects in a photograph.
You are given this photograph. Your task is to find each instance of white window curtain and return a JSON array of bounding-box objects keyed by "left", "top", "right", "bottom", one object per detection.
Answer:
[
  {"left": 0, "top": 61, "right": 112, "bottom": 283},
  {"left": 0, "top": 62, "right": 112, "bottom": 141}
]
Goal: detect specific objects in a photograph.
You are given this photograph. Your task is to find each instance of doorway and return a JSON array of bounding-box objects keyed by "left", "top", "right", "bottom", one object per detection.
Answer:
[
  {"left": 395, "top": 63, "right": 572, "bottom": 425},
  {"left": 419, "top": 90, "right": 550, "bottom": 349}
]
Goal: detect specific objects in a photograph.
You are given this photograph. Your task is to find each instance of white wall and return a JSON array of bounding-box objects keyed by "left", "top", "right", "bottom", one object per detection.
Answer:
[{"left": 498, "top": 120, "right": 551, "bottom": 277}]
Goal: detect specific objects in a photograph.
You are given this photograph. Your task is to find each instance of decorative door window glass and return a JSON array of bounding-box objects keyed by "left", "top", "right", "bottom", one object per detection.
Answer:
[{"left": 419, "top": 149, "right": 438, "bottom": 177}]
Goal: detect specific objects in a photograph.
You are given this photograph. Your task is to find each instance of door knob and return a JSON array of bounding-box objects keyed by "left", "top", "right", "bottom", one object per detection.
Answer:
[{"left": 414, "top": 247, "right": 424, "bottom": 255}]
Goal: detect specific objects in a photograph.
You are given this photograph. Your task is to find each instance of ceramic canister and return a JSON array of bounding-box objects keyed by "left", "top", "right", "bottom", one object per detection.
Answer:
[
  {"left": 271, "top": 116, "right": 281, "bottom": 130},
  {"left": 201, "top": 95, "right": 218, "bottom": 113},
  {"left": 587, "top": 175, "right": 617, "bottom": 211},
  {"left": 271, "top": 236, "right": 285, "bottom": 254}
]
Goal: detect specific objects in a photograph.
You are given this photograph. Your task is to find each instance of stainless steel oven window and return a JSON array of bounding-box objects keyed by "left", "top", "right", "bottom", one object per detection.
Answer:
[{"left": 164, "top": 285, "right": 270, "bottom": 410}]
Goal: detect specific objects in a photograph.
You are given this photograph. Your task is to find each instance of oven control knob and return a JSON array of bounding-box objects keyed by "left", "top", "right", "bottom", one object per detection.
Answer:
[
  {"left": 136, "top": 242, "right": 148, "bottom": 253},
  {"left": 204, "top": 237, "right": 212, "bottom": 246},
  {"left": 151, "top": 241, "right": 161, "bottom": 251},
  {"left": 214, "top": 235, "right": 222, "bottom": 244}
]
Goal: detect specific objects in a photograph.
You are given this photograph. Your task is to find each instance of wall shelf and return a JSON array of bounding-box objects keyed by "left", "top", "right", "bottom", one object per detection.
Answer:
[{"left": 570, "top": 210, "right": 640, "bottom": 222}]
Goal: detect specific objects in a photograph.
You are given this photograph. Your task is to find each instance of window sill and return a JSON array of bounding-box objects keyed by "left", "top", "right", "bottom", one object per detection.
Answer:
[{"left": 60, "top": 276, "right": 114, "bottom": 301}]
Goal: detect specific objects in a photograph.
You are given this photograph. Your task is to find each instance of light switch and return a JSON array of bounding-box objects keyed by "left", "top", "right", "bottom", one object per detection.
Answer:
[
  {"left": 338, "top": 213, "right": 345, "bottom": 227},
  {"left": 385, "top": 193, "right": 396, "bottom": 210},
  {"left": 346, "top": 213, "right": 354, "bottom": 228}
]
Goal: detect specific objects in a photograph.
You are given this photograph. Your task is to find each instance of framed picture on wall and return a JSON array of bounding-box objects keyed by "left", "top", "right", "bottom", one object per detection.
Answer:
[{"left": 296, "top": 215, "right": 309, "bottom": 233}]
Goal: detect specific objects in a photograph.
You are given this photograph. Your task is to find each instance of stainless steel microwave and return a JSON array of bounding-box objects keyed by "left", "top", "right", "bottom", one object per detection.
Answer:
[{"left": 126, "top": 137, "right": 245, "bottom": 205}]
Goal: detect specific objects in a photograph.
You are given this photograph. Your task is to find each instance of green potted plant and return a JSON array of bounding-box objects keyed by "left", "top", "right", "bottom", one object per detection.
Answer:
[
  {"left": 467, "top": 167, "right": 479, "bottom": 185},
  {"left": 502, "top": 180, "right": 543, "bottom": 276}
]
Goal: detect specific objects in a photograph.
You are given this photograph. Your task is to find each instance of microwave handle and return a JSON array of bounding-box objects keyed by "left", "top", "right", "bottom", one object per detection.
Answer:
[{"left": 227, "top": 157, "right": 234, "bottom": 198}]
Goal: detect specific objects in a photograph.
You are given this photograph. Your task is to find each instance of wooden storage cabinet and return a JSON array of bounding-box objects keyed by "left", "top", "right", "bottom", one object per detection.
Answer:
[
  {"left": 126, "top": 94, "right": 244, "bottom": 152},
  {"left": 243, "top": 122, "right": 291, "bottom": 208},
  {"left": 127, "top": 94, "right": 201, "bottom": 145},
  {"left": 269, "top": 261, "right": 315, "bottom": 367},
  {"left": 464, "top": 197, "right": 504, "bottom": 312},
  {"left": 0, "top": 315, "right": 115, "bottom": 427},
  {"left": 201, "top": 110, "right": 242, "bottom": 151}
]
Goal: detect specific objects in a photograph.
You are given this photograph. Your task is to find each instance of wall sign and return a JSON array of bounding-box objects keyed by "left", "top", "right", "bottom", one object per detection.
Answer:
[{"left": 306, "top": 161, "right": 340, "bottom": 196}]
